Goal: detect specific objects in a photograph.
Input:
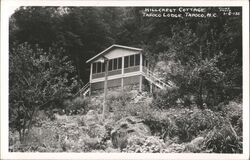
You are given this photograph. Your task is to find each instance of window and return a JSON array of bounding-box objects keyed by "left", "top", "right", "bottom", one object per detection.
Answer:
[
  {"left": 114, "top": 58, "right": 118, "bottom": 70},
  {"left": 135, "top": 54, "right": 140, "bottom": 65},
  {"left": 130, "top": 55, "right": 134, "bottom": 66},
  {"left": 124, "top": 56, "right": 129, "bottom": 68},
  {"left": 101, "top": 63, "right": 106, "bottom": 72},
  {"left": 118, "top": 57, "right": 122, "bottom": 69},
  {"left": 97, "top": 62, "right": 102, "bottom": 73},
  {"left": 108, "top": 60, "right": 112, "bottom": 71},
  {"left": 124, "top": 54, "right": 141, "bottom": 68},
  {"left": 93, "top": 57, "right": 123, "bottom": 74},
  {"left": 93, "top": 63, "right": 97, "bottom": 74}
]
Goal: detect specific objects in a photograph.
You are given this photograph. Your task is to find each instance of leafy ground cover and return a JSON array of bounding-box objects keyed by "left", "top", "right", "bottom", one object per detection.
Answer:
[{"left": 9, "top": 90, "right": 242, "bottom": 153}]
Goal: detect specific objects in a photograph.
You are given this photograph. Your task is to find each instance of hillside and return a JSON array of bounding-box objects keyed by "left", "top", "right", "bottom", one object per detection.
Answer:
[{"left": 9, "top": 89, "right": 242, "bottom": 153}]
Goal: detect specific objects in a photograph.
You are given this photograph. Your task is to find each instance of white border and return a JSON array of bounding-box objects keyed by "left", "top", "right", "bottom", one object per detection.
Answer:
[{"left": 1, "top": 0, "right": 249, "bottom": 160}]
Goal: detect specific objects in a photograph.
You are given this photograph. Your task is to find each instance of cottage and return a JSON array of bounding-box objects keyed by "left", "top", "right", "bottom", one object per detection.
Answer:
[{"left": 81, "top": 44, "right": 171, "bottom": 96}]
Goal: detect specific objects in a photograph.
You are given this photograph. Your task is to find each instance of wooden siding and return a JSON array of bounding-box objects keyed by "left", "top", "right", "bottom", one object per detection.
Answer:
[
  {"left": 91, "top": 81, "right": 104, "bottom": 90},
  {"left": 90, "top": 75, "right": 153, "bottom": 94},
  {"left": 92, "top": 72, "right": 105, "bottom": 79},
  {"left": 108, "top": 78, "right": 122, "bottom": 88},
  {"left": 108, "top": 69, "right": 122, "bottom": 76},
  {"left": 124, "top": 66, "right": 140, "bottom": 73},
  {"left": 91, "top": 78, "right": 122, "bottom": 91},
  {"left": 123, "top": 75, "right": 140, "bottom": 86},
  {"left": 92, "top": 70, "right": 121, "bottom": 79},
  {"left": 123, "top": 84, "right": 140, "bottom": 90}
]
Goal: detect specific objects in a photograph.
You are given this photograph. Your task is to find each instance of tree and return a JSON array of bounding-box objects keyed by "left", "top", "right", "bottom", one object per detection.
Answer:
[
  {"left": 9, "top": 43, "right": 81, "bottom": 142},
  {"left": 10, "top": 7, "right": 117, "bottom": 83},
  {"left": 150, "top": 9, "right": 241, "bottom": 108}
]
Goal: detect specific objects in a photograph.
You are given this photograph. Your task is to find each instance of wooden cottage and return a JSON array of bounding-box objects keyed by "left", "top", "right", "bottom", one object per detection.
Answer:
[{"left": 81, "top": 44, "right": 171, "bottom": 96}]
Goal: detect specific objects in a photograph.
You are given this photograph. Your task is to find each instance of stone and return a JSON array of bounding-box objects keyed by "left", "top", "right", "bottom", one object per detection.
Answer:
[
  {"left": 184, "top": 136, "right": 205, "bottom": 153},
  {"left": 84, "top": 110, "right": 99, "bottom": 126},
  {"left": 111, "top": 116, "right": 151, "bottom": 149}
]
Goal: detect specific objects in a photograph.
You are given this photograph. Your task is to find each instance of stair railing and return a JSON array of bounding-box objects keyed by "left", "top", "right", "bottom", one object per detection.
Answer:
[
  {"left": 74, "top": 82, "right": 90, "bottom": 97},
  {"left": 143, "top": 68, "right": 172, "bottom": 89}
]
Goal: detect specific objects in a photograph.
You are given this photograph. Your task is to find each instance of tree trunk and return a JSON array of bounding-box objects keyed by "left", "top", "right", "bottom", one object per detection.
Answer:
[{"left": 198, "top": 78, "right": 203, "bottom": 109}]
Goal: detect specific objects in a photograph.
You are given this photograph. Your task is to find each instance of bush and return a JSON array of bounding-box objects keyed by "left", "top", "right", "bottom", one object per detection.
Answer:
[
  {"left": 173, "top": 108, "right": 227, "bottom": 142},
  {"left": 152, "top": 88, "right": 180, "bottom": 109},
  {"left": 139, "top": 109, "right": 171, "bottom": 137},
  {"left": 137, "top": 106, "right": 226, "bottom": 143},
  {"left": 107, "top": 90, "right": 152, "bottom": 121},
  {"left": 107, "top": 90, "right": 132, "bottom": 108},
  {"left": 214, "top": 101, "right": 243, "bottom": 137},
  {"left": 123, "top": 135, "right": 167, "bottom": 153},
  {"left": 63, "top": 97, "right": 90, "bottom": 115},
  {"left": 204, "top": 123, "right": 242, "bottom": 153},
  {"left": 223, "top": 101, "right": 242, "bottom": 136},
  {"left": 9, "top": 127, "right": 64, "bottom": 152},
  {"left": 81, "top": 137, "right": 106, "bottom": 152}
]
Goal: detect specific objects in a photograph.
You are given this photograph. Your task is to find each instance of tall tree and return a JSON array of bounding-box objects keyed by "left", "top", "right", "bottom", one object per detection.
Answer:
[{"left": 9, "top": 43, "right": 81, "bottom": 141}]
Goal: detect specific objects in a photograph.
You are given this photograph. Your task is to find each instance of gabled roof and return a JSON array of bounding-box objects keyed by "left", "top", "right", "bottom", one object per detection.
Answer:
[{"left": 86, "top": 44, "right": 142, "bottom": 63}]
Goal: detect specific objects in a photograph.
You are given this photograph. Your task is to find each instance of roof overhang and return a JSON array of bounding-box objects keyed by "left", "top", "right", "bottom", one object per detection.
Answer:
[{"left": 86, "top": 44, "right": 142, "bottom": 63}]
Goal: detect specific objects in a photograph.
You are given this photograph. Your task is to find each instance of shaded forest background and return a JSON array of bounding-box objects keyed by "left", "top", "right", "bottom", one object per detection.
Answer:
[
  {"left": 10, "top": 7, "right": 242, "bottom": 86},
  {"left": 9, "top": 7, "right": 243, "bottom": 153}
]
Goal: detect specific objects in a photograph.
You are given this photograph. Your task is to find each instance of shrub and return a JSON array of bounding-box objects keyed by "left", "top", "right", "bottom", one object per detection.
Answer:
[
  {"left": 9, "top": 126, "right": 63, "bottom": 152},
  {"left": 173, "top": 108, "right": 226, "bottom": 142},
  {"left": 76, "top": 116, "right": 85, "bottom": 126},
  {"left": 223, "top": 101, "right": 242, "bottom": 136},
  {"left": 107, "top": 90, "right": 133, "bottom": 109},
  {"left": 81, "top": 137, "right": 106, "bottom": 152},
  {"left": 139, "top": 109, "right": 172, "bottom": 137},
  {"left": 123, "top": 135, "right": 167, "bottom": 153},
  {"left": 139, "top": 107, "right": 226, "bottom": 143},
  {"left": 107, "top": 90, "right": 152, "bottom": 121},
  {"left": 204, "top": 123, "right": 243, "bottom": 153},
  {"left": 151, "top": 88, "right": 180, "bottom": 109},
  {"left": 214, "top": 101, "right": 243, "bottom": 137},
  {"left": 63, "top": 97, "right": 90, "bottom": 115}
]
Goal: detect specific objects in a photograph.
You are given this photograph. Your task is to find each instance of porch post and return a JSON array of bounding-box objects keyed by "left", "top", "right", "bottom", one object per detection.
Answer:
[
  {"left": 89, "top": 63, "right": 93, "bottom": 95},
  {"left": 140, "top": 53, "right": 143, "bottom": 72},
  {"left": 139, "top": 53, "right": 143, "bottom": 92},
  {"left": 121, "top": 56, "right": 124, "bottom": 90},
  {"left": 103, "top": 60, "right": 109, "bottom": 119}
]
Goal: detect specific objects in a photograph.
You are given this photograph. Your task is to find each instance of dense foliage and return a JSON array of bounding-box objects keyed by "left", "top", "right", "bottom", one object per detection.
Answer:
[{"left": 9, "top": 43, "right": 81, "bottom": 141}]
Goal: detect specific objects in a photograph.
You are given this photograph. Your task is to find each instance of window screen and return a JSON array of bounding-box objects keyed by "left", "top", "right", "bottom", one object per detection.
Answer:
[
  {"left": 113, "top": 58, "right": 117, "bottom": 70},
  {"left": 135, "top": 54, "right": 140, "bottom": 66},
  {"left": 124, "top": 56, "right": 129, "bottom": 68},
  {"left": 108, "top": 60, "right": 112, "bottom": 71},
  {"left": 97, "top": 62, "right": 102, "bottom": 73},
  {"left": 130, "top": 55, "right": 134, "bottom": 67},
  {"left": 118, "top": 57, "right": 122, "bottom": 69},
  {"left": 93, "top": 63, "right": 97, "bottom": 74},
  {"left": 102, "top": 63, "right": 106, "bottom": 72}
]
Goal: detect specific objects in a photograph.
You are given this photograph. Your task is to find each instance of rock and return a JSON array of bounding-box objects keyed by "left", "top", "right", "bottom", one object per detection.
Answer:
[
  {"left": 111, "top": 116, "right": 151, "bottom": 149},
  {"left": 54, "top": 113, "right": 68, "bottom": 121},
  {"left": 83, "top": 110, "right": 106, "bottom": 139},
  {"left": 184, "top": 137, "right": 205, "bottom": 153},
  {"left": 84, "top": 110, "right": 99, "bottom": 126},
  {"left": 164, "top": 143, "right": 185, "bottom": 153}
]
